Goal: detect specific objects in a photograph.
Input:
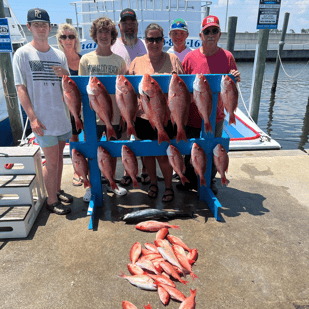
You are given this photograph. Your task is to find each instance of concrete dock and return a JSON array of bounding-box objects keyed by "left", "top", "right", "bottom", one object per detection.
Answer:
[{"left": 1, "top": 149, "right": 309, "bottom": 309}]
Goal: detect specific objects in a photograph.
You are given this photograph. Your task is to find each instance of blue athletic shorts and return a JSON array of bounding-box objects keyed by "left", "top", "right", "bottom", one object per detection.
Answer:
[{"left": 34, "top": 130, "right": 72, "bottom": 148}]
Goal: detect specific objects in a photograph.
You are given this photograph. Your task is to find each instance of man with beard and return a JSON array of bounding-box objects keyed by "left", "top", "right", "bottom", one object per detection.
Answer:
[
  {"left": 112, "top": 8, "right": 149, "bottom": 186},
  {"left": 111, "top": 8, "right": 147, "bottom": 67}
]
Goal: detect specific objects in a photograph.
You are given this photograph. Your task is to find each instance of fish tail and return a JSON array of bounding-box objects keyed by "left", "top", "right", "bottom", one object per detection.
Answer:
[
  {"left": 190, "top": 272, "right": 199, "bottom": 280},
  {"left": 110, "top": 181, "right": 119, "bottom": 191},
  {"left": 144, "top": 303, "right": 152, "bottom": 309},
  {"left": 176, "top": 129, "right": 187, "bottom": 143},
  {"left": 169, "top": 224, "right": 180, "bottom": 230},
  {"left": 117, "top": 271, "right": 126, "bottom": 278},
  {"left": 75, "top": 117, "right": 84, "bottom": 131},
  {"left": 83, "top": 179, "right": 91, "bottom": 189},
  {"left": 204, "top": 121, "right": 213, "bottom": 134},
  {"left": 132, "top": 178, "right": 140, "bottom": 189},
  {"left": 179, "top": 278, "right": 190, "bottom": 285},
  {"left": 221, "top": 176, "right": 228, "bottom": 186},
  {"left": 180, "top": 175, "right": 190, "bottom": 186},
  {"left": 229, "top": 113, "right": 236, "bottom": 126},
  {"left": 127, "top": 124, "right": 137, "bottom": 139},
  {"left": 158, "top": 131, "right": 171, "bottom": 145},
  {"left": 107, "top": 126, "right": 117, "bottom": 140},
  {"left": 200, "top": 176, "right": 207, "bottom": 187}
]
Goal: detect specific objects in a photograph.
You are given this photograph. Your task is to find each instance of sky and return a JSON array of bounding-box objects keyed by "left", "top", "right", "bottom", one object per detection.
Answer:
[{"left": 6, "top": 0, "right": 309, "bottom": 33}]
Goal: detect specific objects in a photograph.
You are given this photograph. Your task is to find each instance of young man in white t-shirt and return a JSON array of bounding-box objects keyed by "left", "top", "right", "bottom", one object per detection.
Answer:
[
  {"left": 167, "top": 18, "right": 192, "bottom": 62},
  {"left": 13, "top": 8, "right": 73, "bottom": 215}
]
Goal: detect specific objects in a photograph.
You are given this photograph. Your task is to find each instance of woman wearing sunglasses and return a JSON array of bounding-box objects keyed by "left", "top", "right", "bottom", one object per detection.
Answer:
[
  {"left": 55, "top": 24, "right": 84, "bottom": 187},
  {"left": 180, "top": 15, "right": 241, "bottom": 195},
  {"left": 129, "top": 23, "right": 184, "bottom": 203}
]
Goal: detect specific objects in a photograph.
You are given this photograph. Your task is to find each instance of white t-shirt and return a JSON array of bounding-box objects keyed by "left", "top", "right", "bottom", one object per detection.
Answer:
[
  {"left": 111, "top": 38, "right": 147, "bottom": 67},
  {"left": 13, "top": 43, "right": 71, "bottom": 136},
  {"left": 166, "top": 46, "right": 193, "bottom": 62}
]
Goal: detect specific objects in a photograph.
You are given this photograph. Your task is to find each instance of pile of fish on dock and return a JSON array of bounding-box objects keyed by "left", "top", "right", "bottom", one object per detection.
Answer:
[
  {"left": 65, "top": 73, "right": 232, "bottom": 188},
  {"left": 120, "top": 221, "right": 198, "bottom": 309}
]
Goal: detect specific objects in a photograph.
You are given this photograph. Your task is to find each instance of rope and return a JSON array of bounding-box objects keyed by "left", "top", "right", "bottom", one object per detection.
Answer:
[
  {"left": 2, "top": 70, "right": 18, "bottom": 109},
  {"left": 278, "top": 51, "right": 309, "bottom": 79}
]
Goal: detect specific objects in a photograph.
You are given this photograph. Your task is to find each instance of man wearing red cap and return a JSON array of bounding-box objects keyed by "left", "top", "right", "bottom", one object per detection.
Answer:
[{"left": 179, "top": 15, "right": 241, "bottom": 194}]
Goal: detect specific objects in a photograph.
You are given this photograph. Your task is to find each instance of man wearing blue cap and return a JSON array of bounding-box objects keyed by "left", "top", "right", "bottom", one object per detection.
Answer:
[
  {"left": 167, "top": 18, "right": 192, "bottom": 62},
  {"left": 13, "top": 8, "right": 73, "bottom": 215}
]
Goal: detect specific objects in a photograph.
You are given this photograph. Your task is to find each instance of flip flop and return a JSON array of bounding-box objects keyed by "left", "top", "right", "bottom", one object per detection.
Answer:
[
  {"left": 141, "top": 173, "right": 151, "bottom": 185},
  {"left": 148, "top": 183, "right": 158, "bottom": 198},
  {"left": 72, "top": 176, "right": 83, "bottom": 186},
  {"left": 120, "top": 175, "right": 132, "bottom": 186},
  {"left": 162, "top": 187, "right": 174, "bottom": 203}
]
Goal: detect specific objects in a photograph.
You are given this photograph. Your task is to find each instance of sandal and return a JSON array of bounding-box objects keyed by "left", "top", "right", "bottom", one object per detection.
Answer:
[
  {"left": 72, "top": 176, "right": 83, "bottom": 186},
  {"left": 162, "top": 187, "right": 174, "bottom": 203},
  {"left": 148, "top": 183, "right": 158, "bottom": 198},
  {"left": 57, "top": 190, "right": 73, "bottom": 203},
  {"left": 141, "top": 173, "right": 151, "bottom": 185},
  {"left": 120, "top": 175, "right": 132, "bottom": 186}
]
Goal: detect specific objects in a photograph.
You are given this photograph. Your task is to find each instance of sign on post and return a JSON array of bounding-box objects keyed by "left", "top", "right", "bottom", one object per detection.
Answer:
[
  {"left": 257, "top": 0, "right": 281, "bottom": 29},
  {"left": 0, "top": 18, "right": 12, "bottom": 53}
]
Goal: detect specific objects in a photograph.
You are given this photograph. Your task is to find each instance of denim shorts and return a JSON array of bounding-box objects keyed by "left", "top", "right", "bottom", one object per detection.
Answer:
[{"left": 34, "top": 130, "right": 72, "bottom": 148}]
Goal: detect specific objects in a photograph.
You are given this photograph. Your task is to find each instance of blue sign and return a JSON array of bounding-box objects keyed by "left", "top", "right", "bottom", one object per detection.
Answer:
[
  {"left": 257, "top": 0, "right": 281, "bottom": 29},
  {"left": 0, "top": 18, "right": 12, "bottom": 52}
]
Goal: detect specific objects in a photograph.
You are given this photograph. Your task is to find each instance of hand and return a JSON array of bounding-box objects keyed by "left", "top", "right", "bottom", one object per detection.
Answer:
[
  {"left": 30, "top": 118, "right": 46, "bottom": 137},
  {"left": 52, "top": 66, "right": 68, "bottom": 77},
  {"left": 229, "top": 69, "right": 241, "bottom": 82}
]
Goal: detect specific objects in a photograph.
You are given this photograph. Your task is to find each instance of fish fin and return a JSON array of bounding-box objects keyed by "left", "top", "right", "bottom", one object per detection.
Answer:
[
  {"left": 176, "top": 129, "right": 187, "bottom": 143},
  {"left": 117, "top": 271, "right": 126, "bottom": 278},
  {"left": 75, "top": 117, "right": 84, "bottom": 131},
  {"left": 221, "top": 176, "right": 228, "bottom": 186},
  {"left": 107, "top": 126, "right": 117, "bottom": 140},
  {"left": 169, "top": 224, "right": 180, "bottom": 230},
  {"left": 127, "top": 124, "right": 137, "bottom": 139},
  {"left": 143, "top": 303, "right": 152, "bottom": 309},
  {"left": 179, "top": 278, "right": 190, "bottom": 285},
  {"left": 180, "top": 175, "right": 190, "bottom": 186},
  {"left": 204, "top": 121, "right": 213, "bottom": 134},
  {"left": 154, "top": 265, "right": 162, "bottom": 274},
  {"left": 132, "top": 178, "right": 140, "bottom": 189},
  {"left": 229, "top": 113, "right": 236, "bottom": 126},
  {"left": 83, "top": 179, "right": 91, "bottom": 189},
  {"left": 158, "top": 131, "right": 171, "bottom": 145},
  {"left": 200, "top": 176, "right": 207, "bottom": 187},
  {"left": 190, "top": 272, "right": 199, "bottom": 280},
  {"left": 164, "top": 110, "right": 169, "bottom": 127},
  {"left": 170, "top": 115, "right": 175, "bottom": 126}
]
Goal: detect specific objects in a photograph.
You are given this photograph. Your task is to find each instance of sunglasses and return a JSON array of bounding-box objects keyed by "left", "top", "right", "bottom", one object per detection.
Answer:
[
  {"left": 171, "top": 22, "right": 187, "bottom": 29},
  {"left": 202, "top": 28, "right": 220, "bottom": 35},
  {"left": 60, "top": 34, "right": 76, "bottom": 40},
  {"left": 146, "top": 37, "right": 164, "bottom": 43}
]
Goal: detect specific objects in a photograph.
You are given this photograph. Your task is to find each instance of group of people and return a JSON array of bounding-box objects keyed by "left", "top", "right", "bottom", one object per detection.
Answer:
[{"left": 13, "top": 7, "right": 240, "bottom": 215}]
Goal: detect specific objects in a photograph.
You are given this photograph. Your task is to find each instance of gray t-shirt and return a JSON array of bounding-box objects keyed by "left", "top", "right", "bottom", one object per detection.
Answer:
[
  {"left": 111, "top": 38, "right": 147, "bottom": 67},
  {"left": 13, "top": 43, "right": 71, "bottom": 136}
]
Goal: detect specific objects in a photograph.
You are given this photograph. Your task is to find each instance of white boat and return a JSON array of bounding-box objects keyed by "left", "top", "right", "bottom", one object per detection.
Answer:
[
  {"left": 1, "top": 0, "right": 280, "bottom": 151},
  {"left": 0, "top": 0, "right": 28, "bottom": 147}
]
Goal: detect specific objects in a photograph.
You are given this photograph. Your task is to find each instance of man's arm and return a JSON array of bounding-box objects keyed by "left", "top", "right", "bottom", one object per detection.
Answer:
[{"left": 16, "top": 85, "right": 46, "bottom": 136}]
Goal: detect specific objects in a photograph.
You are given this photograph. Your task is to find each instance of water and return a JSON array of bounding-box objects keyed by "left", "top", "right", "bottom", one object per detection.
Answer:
[
  {"left": 1, "top": 61, "right": 309, "bottom": 150},
  {"left": 236, "top": 61, "right": 309, "bottom": 151}
]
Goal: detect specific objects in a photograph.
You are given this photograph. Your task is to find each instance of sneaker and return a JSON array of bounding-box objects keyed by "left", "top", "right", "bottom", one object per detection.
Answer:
[
  {"left": 57, "top": 190, "right": 73, "bottom": 203},
  {"left": 211, "top": 180, "right": 218, "bottom": 195},
  {"left": 106, "top": 185, "right": 127, "bottom": 196},
  {"left": 46, "top": 201, "right": 71, "bottom": 215},
  {"left": 83, "top": 188, "right": 92, "bottom": 202}
]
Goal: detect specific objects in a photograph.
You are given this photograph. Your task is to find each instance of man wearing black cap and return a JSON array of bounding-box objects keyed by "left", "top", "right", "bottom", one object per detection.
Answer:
[
  {"left": 111, "top": 8, "right": 147, "bottom": 68},
  {"left": 13, "top": 8, "right": 73, "bottom": 215},
  {"left": 112, "top": 8, "right": 149, "bottom": 186}
]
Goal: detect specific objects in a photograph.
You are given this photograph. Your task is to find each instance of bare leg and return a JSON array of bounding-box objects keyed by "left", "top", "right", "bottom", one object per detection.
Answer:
[
  {"left": 43, "top": 144, "right": 60, "bottom": 205},
  {"left": 56, "top": 140, "right": 67, "bottom": 193},
  {"left": 70, "top": 134, "right": 81, "bottom": 184},
  {"left": 143, "top": 156, "right": 158, "bottom": 197},
  {"left": 157, "top": 155, "right": 174, "bottom": 202}
]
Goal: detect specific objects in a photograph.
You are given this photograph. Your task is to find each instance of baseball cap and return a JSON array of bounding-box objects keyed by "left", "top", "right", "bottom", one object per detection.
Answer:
[
  {"left": 202, "top": 15, "right": 220, "bottom": 31},
  {"left": 169, "top": 18, "right": 188, "bottom": 32},
  {"left": 120, "top": 8, "right": 137, "bottom": 21},
  {"left": 27, "top": 8, "right": 50, "bottom": 23}
]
